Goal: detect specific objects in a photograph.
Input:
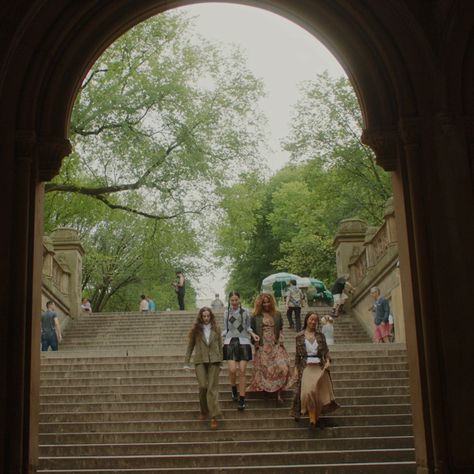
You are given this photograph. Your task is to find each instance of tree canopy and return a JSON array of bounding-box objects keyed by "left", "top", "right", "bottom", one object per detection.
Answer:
[
  {"left": 44, "top": 11, "right": 267, "bottom": 311},
  {"left": 216, "top": 73, "right": 392, "bottom": 302}
]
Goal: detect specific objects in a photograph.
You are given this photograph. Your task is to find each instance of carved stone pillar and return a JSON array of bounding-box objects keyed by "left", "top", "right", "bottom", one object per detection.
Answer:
[
  {"left": 4, "top": 131, "right": 72, "bottom": 474},
  {"left": 51, "top": 228, "right": 85, "bottom": 320},
  {"left": 463, "top": 116, "right": 474, "bottom": 191},
  {"left": 383, "top": 196, "right": 397, "bottom": 245},
  {"left": 394, "top": 118, "right": 458, "bottom": 473},
  {"left": 361, "top": 127, "right": 399, "bottom": 171},
  {"left": 363, "top": 225, "right": 378, "bottom": 270},
  {"left": 6, "top": 130, "right": 38, "bottom": 474},
  {"left": 38, "top": 137, "right": 71, "bottom": 182},
  {"left": 333, "top": 218, "right": 367, "bottom": 278}
]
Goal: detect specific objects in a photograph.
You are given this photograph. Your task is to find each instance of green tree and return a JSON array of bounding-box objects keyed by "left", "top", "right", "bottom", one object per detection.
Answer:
[
  {"left": 44, "top": 11, "right": 267, "bottom": 310},
  {"left": 283, "top": 72, "right": 391, "bottom": 225},
  {"left": 216, "top": 74, "right": 392, "bottom": 295}
]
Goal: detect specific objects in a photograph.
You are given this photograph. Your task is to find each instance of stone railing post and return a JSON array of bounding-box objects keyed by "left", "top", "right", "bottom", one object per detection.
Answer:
[
  {"left": 333, "top": 218, "right": 367, "bottom": 278},
  {"left": 50, "top": 228, "right": 84, "bottom": 319}
]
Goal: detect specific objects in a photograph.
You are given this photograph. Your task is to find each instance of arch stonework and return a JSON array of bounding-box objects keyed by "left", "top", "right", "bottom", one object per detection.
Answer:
[{"left": 1, "top": 1, "right": 473, "bottom": 473}]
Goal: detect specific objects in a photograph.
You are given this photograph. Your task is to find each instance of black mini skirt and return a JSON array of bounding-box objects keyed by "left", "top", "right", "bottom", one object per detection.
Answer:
[{"left": 223, "top": 337, "right": 253, "bottom": 361}]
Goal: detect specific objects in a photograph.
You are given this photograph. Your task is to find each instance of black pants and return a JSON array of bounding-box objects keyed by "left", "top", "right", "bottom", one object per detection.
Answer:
[
  {"left": 287, "top": 306, "right": 301, "bottom": 331},
  {"left": 177, "top": 288, "right": 185, "bottom": 310}
]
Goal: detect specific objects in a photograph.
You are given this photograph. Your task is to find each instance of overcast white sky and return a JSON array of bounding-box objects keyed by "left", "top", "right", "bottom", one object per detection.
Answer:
[{"left": 174, "top": 3, "right": 347, "bottom": 301}]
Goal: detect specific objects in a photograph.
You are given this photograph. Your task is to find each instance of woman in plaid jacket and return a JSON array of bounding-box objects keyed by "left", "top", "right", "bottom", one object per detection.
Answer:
[{"left": 291, "top": 311, "right": 339, "bottom": 428}]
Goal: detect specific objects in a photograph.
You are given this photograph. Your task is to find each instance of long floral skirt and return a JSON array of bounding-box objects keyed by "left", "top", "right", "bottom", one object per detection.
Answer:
[
  {"left": 300, "top": 364, "right": 338, "bottom": 416},
  {"left": 247, "top": 325, "right": 292, "bottom": 393}
]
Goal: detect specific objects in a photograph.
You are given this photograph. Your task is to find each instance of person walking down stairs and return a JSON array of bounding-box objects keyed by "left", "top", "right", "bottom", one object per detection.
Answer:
[
  {"left": 184, "top": 307, "right": 223, "bottom": 430},
  {"left": 222, "top": 291, "right": 260, "bottom": 411},
  {"left": 247, "top": 293, "right": 292, "bottom": 405},
  {"left": 291, "top": 311, "right": 339, "bottom": 428}
]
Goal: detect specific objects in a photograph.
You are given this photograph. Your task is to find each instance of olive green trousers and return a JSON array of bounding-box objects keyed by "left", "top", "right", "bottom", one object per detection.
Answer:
[{"left": 195, "top": 362, "right": 222, "bottom": 418}]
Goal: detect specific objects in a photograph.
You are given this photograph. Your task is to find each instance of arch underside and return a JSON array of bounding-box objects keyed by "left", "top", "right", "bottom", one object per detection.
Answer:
[
  {"left": 2, "top": 2, "right": 474, "bottom": 473},
  {"left": 8, "top": 0, "right": 451, "bottom": 175}
]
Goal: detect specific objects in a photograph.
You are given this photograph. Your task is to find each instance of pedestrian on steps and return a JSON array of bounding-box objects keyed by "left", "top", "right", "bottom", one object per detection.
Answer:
[
  {"left": 184, "top": 307, "right": 223, "bottom": 430},
  {"left": 290, "top": 311, "right": 339, "bottom": 428},
  {"left": 247, "top": 293, "right": 292, "bottom": 405},
  {"left": 41, "top": 300, "right": 62, "bottom": 351},
  {"left": 330, "top": 274, "right": 355, "bottom": 317},
  {"left": 320, "top": 316, "right": 335, "bottom": 345},
  {"left": 370, "top": 286, "right": 391, "bottom": 343},
  {"left": 173, "top": 271, "right": 186, "bottom": 310},
  {"left": 139, "top": 294, "right": 149, "bottom": 312},
  {"left": 285, "top": 279, "right": 305, "bottom": 332},
  {"left": 222, "top": 291, "right": 259, "bottom": 411}
]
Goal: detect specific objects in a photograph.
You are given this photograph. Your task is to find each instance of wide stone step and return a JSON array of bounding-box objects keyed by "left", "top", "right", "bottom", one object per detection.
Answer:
[
  {"left": 40, "top": 395, "right": 412, "bottom": 413},
  {"left": 40, "top": 371, "right": 409, "bottom": 387},
  {"left": 39, "top": 361, "right": 407, "bottom": 377},
  {"left": 62, "top": 333, "right": 368, "bottom": 337},
  {"left": 39, "top": 413, "right": 413, "bottom": 433},
  {"left": 39, "top": 435, "right": 414, "bottom": 456},
  {"left": 40, "top": 404, "right": 411, "bottom": 424},
  {"left": 40, "top": 346, "right": 408, "bottom": 362},
  {"left": 37, "top": 462, "right": 416, "bottom": 473},
  {"left": 40, "top": 379, "right": 410, "bottom": 395},
  {"left": 38, "top": 447, "right": 415, "bottom": 470},
  {"left": 40, "top": 351, "right": 407, "bottom": 365},
  {"left": 63, "top": 325, "right": 366, "bottom": 333},
  {"left": 36, "top": 461, "right": 416, "bottom": 473},
  {"left": 39, "top": 363, "right": 408, "bottom": 380},
  {"left": 39, "top": 360, "right": 407, "bottom": 375},
  {"left": 39, "top": 386, "right": 410, "bottom": 404},
  {"left": 39, "top": 424, "right": 415, "bottom": 444}
]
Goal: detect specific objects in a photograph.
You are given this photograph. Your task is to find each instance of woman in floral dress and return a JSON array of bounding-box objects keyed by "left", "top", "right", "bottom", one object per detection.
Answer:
[{"left": 247, "top": 293, "right": 292, "bottom": 404}]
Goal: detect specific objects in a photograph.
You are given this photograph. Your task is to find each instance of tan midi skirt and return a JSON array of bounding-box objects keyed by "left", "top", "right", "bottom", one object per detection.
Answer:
[{"left": 300, "top": 364, "right": 338, "bottom": 416}]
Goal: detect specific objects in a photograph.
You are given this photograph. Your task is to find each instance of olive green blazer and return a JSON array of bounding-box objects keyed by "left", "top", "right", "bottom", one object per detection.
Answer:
[
  {"left": 184, "top": 327, "right": 223, "bottom": 365},
  {"left": 250, "top": 311, "right": 283, "bottom": 347}
]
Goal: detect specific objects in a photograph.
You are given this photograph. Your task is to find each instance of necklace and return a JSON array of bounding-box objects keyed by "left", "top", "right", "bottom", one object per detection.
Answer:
[{"left": 305, "top": 331, "right": 316, "bottom": 342}]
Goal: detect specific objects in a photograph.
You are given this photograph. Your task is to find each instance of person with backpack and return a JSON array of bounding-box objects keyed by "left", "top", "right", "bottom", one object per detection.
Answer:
[
  {"left": 222, "top": 291, "right": 259, "bottom": 410},
  {"left": 285, "top": 279, "right": 305, "bottom": 331}
]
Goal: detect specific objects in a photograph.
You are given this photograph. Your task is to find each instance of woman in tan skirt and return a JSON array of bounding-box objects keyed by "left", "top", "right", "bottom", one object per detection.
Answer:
[{"left": 290, "top": 311, "right": 339, "bottom": 428}]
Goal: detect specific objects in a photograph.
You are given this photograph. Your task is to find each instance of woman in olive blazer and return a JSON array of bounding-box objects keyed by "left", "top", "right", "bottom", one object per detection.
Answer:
[{"left": 184, "top": 307, "right": 223, "bottom": 429}]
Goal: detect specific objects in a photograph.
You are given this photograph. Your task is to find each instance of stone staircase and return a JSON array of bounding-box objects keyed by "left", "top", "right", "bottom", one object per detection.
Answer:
[{"left": 38, "top": 309, "right": 416, "bottom": 473}]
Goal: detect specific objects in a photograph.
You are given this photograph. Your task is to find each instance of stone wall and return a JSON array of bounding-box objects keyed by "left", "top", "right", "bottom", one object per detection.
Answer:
[
  {"left": 41, "top": 228, "right": 84, "bottom": 331},
  {"left": 333, "top": 197, "right": 406, "bottom": 342}
]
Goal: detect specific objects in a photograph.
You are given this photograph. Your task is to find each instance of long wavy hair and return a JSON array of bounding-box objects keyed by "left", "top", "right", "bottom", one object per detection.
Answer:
[
  {"left": 188, "top": 307, "right": 219, "bottom": 343},
  {"left": 253, "top": 292, "right": 277, "bottom": 317},
  {"left": 302, "top": 311, "right": 320, "bottom": 331}
]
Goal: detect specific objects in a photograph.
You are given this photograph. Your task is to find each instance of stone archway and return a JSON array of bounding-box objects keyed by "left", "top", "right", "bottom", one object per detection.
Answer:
[{"left": 1, "top": 2, "right": 474, "bottom": 473}]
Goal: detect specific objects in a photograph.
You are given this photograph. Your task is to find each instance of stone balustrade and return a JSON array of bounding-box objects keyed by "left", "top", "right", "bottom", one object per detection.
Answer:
[
  {"left": 334, "top": 197, "right": 406, "bottom": 342},
  {"left": 41, "top": 228, "right": 84, "bottom": 331}
]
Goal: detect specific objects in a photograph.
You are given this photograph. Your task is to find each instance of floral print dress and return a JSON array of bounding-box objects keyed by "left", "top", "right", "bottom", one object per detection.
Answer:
[{"left": 247, "top": 318, "right": 292, "bottom": 393}]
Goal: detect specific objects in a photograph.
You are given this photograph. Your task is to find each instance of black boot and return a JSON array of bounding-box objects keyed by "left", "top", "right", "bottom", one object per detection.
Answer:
[
  {"left": 238, "top": 396, "right": 246, "bottom": 411},
  {"left": 231, "top": 386, "right": 238, "bottom": 402}
]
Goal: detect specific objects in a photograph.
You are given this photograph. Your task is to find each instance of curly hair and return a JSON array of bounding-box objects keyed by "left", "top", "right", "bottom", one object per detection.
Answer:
[
  {"left": 188, "top": 307, "right": 219, "bottom": 342},
  {"left": 253, "top": 292, "right": 277, "bottom": 317}
]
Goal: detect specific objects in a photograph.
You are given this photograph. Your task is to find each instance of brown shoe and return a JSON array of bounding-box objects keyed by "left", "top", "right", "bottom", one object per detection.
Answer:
[
  {"left": 198, "top": 413, "right": 207, "bottom": 421},
  {"left": 210, "top": 418, "right": 218, "bottom": 430}
]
